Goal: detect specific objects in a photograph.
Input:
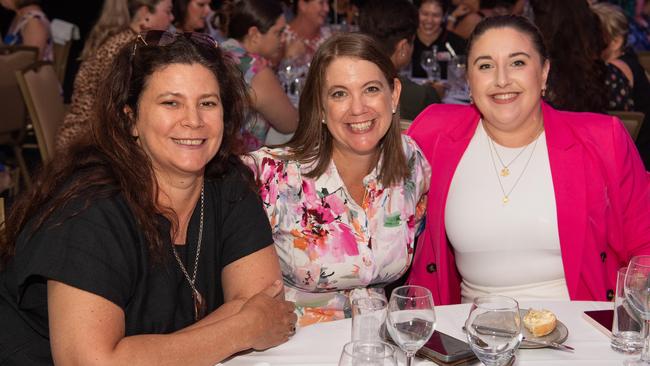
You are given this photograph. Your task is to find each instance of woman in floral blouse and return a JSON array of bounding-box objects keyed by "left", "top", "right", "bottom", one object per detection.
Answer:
[
  {"left": 220, "top": 0, "right": 298, "bottom": 151},
  {"left": 245, "top": 33, "right": 431, "bottom": 327}
]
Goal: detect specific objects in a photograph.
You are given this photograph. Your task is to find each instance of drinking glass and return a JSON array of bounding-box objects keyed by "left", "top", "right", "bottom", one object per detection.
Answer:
[
  {"left": 624, "top": 255, "right": 650, "bottom": 365},
  {"left": 465, "top": 295, "right": 522, "bottom": 366},
  {"left": 386, "top": 285, "right": 436, "bottom": 366},
  {"left": 352, "top": 297, "right": 388, "bottom": 341},
  {"left": 420, "top": 51, "right": 440, "bottom": 82},
  {"left": 338, "top": 341, "right": 397, "bottom": 366}
]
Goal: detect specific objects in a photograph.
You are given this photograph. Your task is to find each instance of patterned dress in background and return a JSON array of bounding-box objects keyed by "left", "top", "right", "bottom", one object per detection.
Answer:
[
  {"left": 221, "top": 38, "right": 272, "bottom": 151},
  {"left": 245, "top": 135, "right": 431, "bottom": 327},
  {"left": 56, "top": 29, "right": 137, "bottom": 150},
  {"left": 606, "top": 63, "right": 635, "bottom": 111},
  {"left": 281, "top": 24, "right": 332, "bottom": 68}
]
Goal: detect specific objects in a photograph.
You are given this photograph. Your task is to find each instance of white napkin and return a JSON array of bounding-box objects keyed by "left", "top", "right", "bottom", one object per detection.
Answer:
[{"left": 50, "top": 19, "right": 80, "bottom": 45}]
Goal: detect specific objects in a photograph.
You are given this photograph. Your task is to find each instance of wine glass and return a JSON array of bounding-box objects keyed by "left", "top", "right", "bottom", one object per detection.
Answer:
[
  {"left": 386, "top": 285, "right": 436, "bottom": 366},
  {"left": 338, "top": 341, "right": 397, "bottom": 366},
  {"left": 465, "top": 295, "right": 522, "bottom": 366},
  {"left": 624, "top": 255, "right": 650, "bottom": 365},
  {"left": 420, "top": 50, "right": 440, "bottom": 82}
]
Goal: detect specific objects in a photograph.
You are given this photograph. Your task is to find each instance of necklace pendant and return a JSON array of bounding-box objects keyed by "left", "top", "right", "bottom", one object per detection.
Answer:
[
  {"left": 502, "top": 196, "right": 510, "bottom": 204},
  {"left": 500, "top": 167, "right": 510, "bottom": 177},
  {"left": 193, "top": 289, "right": 207, "bottom": 321}
]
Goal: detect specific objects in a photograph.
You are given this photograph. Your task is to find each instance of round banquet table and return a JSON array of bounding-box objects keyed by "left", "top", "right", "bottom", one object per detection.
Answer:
[{"left": 220, "top": 301, "right": 635, "bottom": 366}]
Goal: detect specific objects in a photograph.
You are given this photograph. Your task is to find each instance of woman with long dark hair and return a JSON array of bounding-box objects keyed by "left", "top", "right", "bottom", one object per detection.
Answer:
[{"left": 0, "top": 32, "right": 296, "bottom": 364}]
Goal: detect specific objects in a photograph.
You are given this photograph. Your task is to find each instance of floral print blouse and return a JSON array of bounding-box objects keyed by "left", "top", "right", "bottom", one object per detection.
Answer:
[
  {"left": 245, "top": 135, "right": 430, "bottom": 326},
  {"left": 221, "top": 38, "right": 272, "bottom": 151}
]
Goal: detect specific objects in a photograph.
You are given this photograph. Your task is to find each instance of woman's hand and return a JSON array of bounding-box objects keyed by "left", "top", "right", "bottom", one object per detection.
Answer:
[{"left": 239, "top": 280, "right": 298, "bottom": 350}]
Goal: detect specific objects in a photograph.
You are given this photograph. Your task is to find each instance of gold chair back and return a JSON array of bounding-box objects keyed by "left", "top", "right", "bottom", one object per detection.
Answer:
[
  {"left": 607, "top": 110, "right": 645, "bottom": 141},
  {"left": 52, "top": 40, "right": 72, "bottom": 84},
  {"left": 0, "top": 46, "right": 39, "bottom": 187},
  {"left": 16, "top": 62, "right": 65, "bottom": 163},
  {"left": 638, "top": 51, "right": 650, "bottom": 76}
]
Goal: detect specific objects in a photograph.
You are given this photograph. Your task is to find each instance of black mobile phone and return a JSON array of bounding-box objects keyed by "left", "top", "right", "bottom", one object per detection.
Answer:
[{"left": 418, "top": 330, "right": 476, "bottom": 363}]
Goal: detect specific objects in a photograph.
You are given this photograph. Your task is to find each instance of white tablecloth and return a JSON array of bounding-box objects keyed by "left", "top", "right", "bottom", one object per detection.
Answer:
[{"left": 221, "top": 301, "right": 634, "bottom": 366}]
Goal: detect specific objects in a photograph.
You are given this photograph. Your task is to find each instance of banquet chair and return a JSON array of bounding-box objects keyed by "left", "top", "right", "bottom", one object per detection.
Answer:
[
  {"left": 0, "top": 46, "right": 39, "bottom": 188},
  {"left": 607, "top": 110, "right": 645, "bottom": 142},
  {"left": 15, "top": 62, "right": 65, "bottom": 163},
  {"left": 52, "top": 40, "right": 72, "bottom": 84}
]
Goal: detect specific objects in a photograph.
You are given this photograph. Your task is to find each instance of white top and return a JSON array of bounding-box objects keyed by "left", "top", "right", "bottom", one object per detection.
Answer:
[{"left": 445, "top": 122, "right": 569, "bottom": 303}]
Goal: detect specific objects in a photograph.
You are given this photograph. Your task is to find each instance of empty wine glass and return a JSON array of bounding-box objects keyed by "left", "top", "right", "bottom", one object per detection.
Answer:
[
  {"left": 338, "top": 341, "right": 397, "bottom": 366},
  {"left": 420, "top": 50, "right": 440, "bottom": 82},
  {"left": 386, "top": 285, "right": 436, "bottom": 366},
  {"left": 465, "top": 295, "right": 522, "bottom": 366},
  {"left": 624, "top": 255, "right": 650, "bottom": 365}
]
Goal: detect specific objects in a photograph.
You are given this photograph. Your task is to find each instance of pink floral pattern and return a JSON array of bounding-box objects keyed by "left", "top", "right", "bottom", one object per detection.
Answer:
[{"left": 245, "top": 135, "right": 430, "bottom": 326}]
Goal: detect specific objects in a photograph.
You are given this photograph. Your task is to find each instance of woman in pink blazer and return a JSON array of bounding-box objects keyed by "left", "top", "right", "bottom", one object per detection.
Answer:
[{"left": 407, "top": 15, "right": 650, "bottom": 305}]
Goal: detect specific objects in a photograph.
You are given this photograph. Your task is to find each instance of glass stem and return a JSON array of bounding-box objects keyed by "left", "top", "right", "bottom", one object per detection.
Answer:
[
  {"left": 642, "top": 319, "right": 650, "bottom": 362},
  {"left": 405, "top": 352, "right": 414, "bottom": 366}
]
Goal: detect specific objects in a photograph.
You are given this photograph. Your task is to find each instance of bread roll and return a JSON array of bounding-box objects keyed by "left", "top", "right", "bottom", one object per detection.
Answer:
[{"left": 523, "top": 309, "right": 557, "bottom": 337}]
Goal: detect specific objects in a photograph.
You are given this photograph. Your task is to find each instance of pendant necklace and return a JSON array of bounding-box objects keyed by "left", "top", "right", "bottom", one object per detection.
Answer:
[
  {"left": 172, "top": 184, "right": 207, "bottom": 321},
  {"left": 486, "top": 127, "right": 542, "bottom": 204}
]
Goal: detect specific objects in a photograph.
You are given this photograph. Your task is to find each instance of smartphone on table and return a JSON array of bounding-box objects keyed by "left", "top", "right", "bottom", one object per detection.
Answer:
[{"left": 418, "top": 330, "right": 476, "bottom": 364}]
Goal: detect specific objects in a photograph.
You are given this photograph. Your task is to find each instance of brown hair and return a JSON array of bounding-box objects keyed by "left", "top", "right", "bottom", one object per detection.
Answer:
[
  {"left": 591, "top": 2, "right": 628, "bottom": 54},
  {"left": 0, "top": 34, "right": 250, "bottom": 266},
  {"left": 81, "top": 0, "right": 166, "bottom": 60},
  {"left": 282, "top": 32, "right": 409, "bottom": 187},
  {"left": 218, "top": 0, "right": 283, "bottom": 40}
]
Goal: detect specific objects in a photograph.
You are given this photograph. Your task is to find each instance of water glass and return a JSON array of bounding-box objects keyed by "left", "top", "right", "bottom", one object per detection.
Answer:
[
  {"left": 447, "top": 55, "right": 468, "bottom": 95},
  {"left": 386, "top": 285, "right": 436, "bottom": 366},
  {"left": 420, "top": 51, "right": 441, "bottom": 82},
  {"left": 338, "top": 341, "right": 397, "bottom": 366},
  {"left": 624, "top": 255, "right": 650, "bottom": 365},
  {"left": 352, "top": 297, "right": 388, "bottom": 341},
  {"left": 613, "top": 267, "right": 643, "bottom": 353},
  {"left": 465, "top": 295, "right": 522, "bottom": 366}
]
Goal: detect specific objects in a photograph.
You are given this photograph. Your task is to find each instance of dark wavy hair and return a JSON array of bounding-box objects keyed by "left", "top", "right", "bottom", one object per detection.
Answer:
[
  {"left": 530, "top": 0, "right": 609, "bottom": 113},
  {"left": 218, "top": 0, "right": 283, "bottom": 40},
  {"left": 0, "top": 34, "right": 250, "bottom": 266},
  {"left": 358, "top": 0, "right": 418, "bottom": 57},
  {"left": 282, "top": 32, "right": 409, "bottom": 187}
]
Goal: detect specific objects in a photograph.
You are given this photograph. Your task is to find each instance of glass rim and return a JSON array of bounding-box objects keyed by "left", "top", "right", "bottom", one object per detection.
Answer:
[
  {"left": 472, "top": 294, "right": 520, "bottom": 310},
  {"left": 341, "top": 340, "right": 396, "bottom": 357},
  {"left": 390, "top": 285, "right": 433, "bottom": 300},
  {"left": 629, "top": 255, "right": 650, "bottom": 267}
]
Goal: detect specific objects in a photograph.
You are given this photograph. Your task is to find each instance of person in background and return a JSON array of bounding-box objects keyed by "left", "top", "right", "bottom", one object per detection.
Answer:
[
  {"left": 530, "top": 0, "right": 614, "bottom": 113},
  {"left": 173, "top": 0, "right": 211, "bottom": 32},
  {"left": 1, "top": 0, "right": 52, "bottom": 60},
  {"left": 592, "top": 1, "right": 650, "bottom": 169},
  {"left": 281, "top": 0, "right": 331, "bottom": 66},
  {"left": 411, "top": 0, "right": 467, "bottom": 80},
  {"left": 245, "top": 33, "right": 430, "bottom": 327},
  {"left": 358, "top": 0, "right": 441, "bottom": 121},
  {"left": 0, "top": 32, "right": 296, "bottom": 364},
  {"left": 407, "top": 15, "right": 650, "bottom": 306},
  {"left": 446, "top": 0, "right": 489, "bottom": 40},
  {"left": 56, "top": 0, "right": 174, "bottom": 151},
  {"left": 219, "top": 0, "right": 298, "bottom": 151}
]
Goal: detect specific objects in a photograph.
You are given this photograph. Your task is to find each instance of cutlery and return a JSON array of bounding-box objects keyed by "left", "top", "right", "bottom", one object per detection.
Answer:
[{"left": 462, "top": 325, "right": 575, "bottom": 352}]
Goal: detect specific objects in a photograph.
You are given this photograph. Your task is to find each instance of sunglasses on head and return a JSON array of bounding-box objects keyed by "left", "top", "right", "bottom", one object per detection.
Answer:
[{"left": 132, "top": 30, "right": 218, "bottom": 57}]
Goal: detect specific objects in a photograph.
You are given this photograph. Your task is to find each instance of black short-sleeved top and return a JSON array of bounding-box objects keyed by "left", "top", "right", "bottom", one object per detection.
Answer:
[
  {"left": 0, "top": 175, "right": 273, "bottom": 365},
  {"left": 411, "top": 29, "right": 467, "bottom": 80}
]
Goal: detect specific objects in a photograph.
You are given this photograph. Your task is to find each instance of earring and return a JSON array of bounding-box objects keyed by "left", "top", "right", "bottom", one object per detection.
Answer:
[
  {"left": 321, "top": 118, "right": 326, "bottom": 124},
  {"left": 392, "top": 108, "right": 396, "bottom": 114},
  {"left": 542, "top": 87, "right": 546, "bottom": 97}
]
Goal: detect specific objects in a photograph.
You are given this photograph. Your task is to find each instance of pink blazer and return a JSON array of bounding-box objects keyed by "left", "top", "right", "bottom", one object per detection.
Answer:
[{"left": 407, "top": 102, "right": 650, "bottom": 305}]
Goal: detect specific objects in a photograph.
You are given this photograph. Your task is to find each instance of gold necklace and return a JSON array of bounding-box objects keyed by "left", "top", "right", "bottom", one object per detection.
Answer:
[{"left": 486, "top": 129, "right": 542, "bottom": 204}]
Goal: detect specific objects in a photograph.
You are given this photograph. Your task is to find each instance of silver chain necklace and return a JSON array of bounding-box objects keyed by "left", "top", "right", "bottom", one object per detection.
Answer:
[{"left": 171, "top": 184, "right": 206, "bottom": 320}]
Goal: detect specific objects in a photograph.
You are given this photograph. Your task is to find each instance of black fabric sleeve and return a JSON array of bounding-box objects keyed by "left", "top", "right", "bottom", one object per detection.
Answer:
[
  {"left": 13, "top": 197, "right": 139, "bottom": 314},
  {"left": 218, "top": 178, "right": 274, "bottom": 267}
]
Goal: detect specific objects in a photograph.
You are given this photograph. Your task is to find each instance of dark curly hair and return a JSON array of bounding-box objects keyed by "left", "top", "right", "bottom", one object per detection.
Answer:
[
  {"left": 0, "top": 34, "right": 251, "bottom": 266},
  {"left": 530, "top": 0, "right": 609, "bottom": 113}
]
